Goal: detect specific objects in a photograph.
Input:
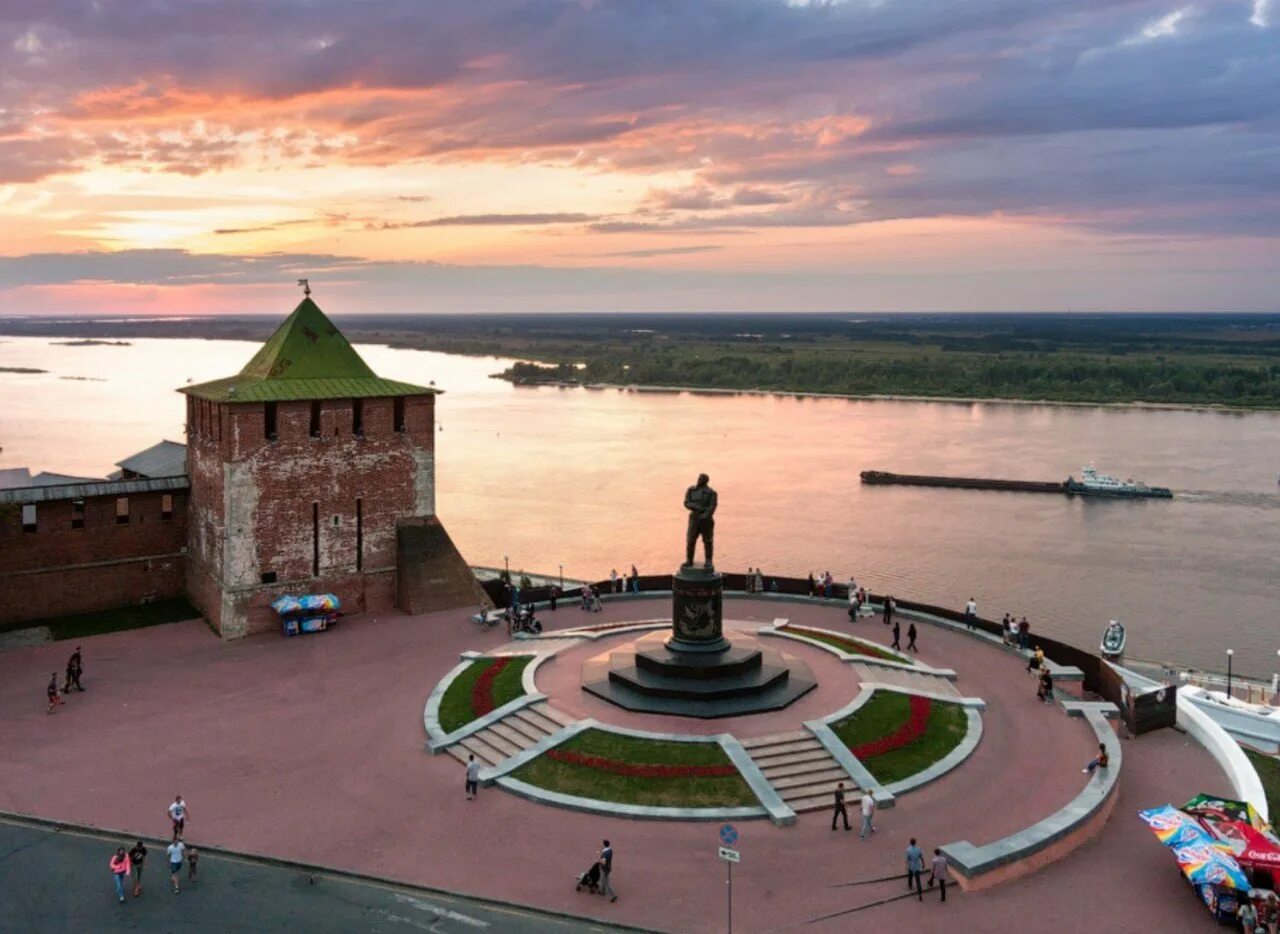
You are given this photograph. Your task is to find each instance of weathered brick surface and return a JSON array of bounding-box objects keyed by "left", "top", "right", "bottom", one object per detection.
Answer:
[
  {"left": 186, "top": 393, "right": 447, "bottom": 638},
  {"left": 0, "top": 492, "right": 187, "bottom": 625}
]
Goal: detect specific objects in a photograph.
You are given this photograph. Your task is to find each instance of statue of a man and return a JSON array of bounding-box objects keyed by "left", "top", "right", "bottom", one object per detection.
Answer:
[{"left": 683, "top": 473, "right": 718, "bottom": 567}]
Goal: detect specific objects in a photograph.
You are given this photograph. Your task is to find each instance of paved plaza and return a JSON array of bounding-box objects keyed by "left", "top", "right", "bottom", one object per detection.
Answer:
[{"left": 0, "top": 596, "right": 1228, "bottom": 931}]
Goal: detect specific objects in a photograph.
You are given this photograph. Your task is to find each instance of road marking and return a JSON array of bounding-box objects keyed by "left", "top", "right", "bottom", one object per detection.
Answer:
[{"left": 394, "top": 893, "right": 490, "bottom": 927}]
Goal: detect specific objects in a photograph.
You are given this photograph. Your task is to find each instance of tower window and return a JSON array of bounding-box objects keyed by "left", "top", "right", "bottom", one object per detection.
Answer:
[
  {"left": 21, "top": 504, "right": 37, "bottom": 533},
  {"left": 393, "top": 397, "right": 405, "bottom": 433},
  {"left": 310, "top": 400, "right": 321, "bottom": 438},
  {"left": 352, "top": 399, "right": 364, "bottom": 436},
  {"left": 260, "top": 571, "right": 277, "bottom": 584},
  {"left": 161, "top": 494, "right": 173, "bottom": 520},
  {"left": 71, "top": 500, "right": 85, "bottom": 530},
  {"left": 116, "top": 497, "right": 130, "bottom": 525},
  {"left": 264, "top": 402, "right": 278, "bottom": 440}
]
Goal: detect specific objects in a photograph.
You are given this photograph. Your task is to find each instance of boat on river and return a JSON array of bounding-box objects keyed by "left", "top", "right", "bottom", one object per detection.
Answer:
[
  {"left": 1100, "top": 620, "right": 1126, "bottom": 660},
  {"left": 1065, "top": 465, "right": 1172, "bottom": 499}
]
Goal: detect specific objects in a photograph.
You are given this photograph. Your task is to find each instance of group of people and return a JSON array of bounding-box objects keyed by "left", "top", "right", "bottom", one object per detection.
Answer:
[
  {"left": 608, "top": 566, "right": 641, "bottom": 593},
  {"left": 1001, "top": 613, "right": 1032, "bottom": 649},
  {"left": 744, "top": 568, "right": 775, "bottom": 593},
  {"left": 107, "top": 795, "right": 196, "bottom": 903},
  {"left": 579, "top": 584, "right": 604, "bottom": 612},
  {"left": 830, "top": 785, "right": 950, "bottom": 902},
  {"left": 45, "top": 646, "right": 84, "bottom": 713},
  {"left": 1237, "top": 889, "right": 1280, "bottom": 933},
  {"left": 808, "top": 571, "right": 838, "bottom": 598}
]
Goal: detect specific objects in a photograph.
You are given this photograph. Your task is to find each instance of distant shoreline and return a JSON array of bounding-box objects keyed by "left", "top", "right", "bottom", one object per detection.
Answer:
[{"left": 508, "top": 378, "right": 1280, "bottom": 414}]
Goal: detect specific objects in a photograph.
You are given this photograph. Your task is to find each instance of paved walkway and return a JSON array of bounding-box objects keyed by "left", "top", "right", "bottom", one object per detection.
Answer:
[{"left": 0, "top": 596, "right": 1225, "bottom": 931}]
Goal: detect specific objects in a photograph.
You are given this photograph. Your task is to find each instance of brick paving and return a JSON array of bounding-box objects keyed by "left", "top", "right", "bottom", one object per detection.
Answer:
[{"left": 0, "top": 596, "right": 1224, "bottom": 931}]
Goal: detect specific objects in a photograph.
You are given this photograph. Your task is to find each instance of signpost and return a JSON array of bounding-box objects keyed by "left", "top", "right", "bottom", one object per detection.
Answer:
[{"left": 719, "top": 824, "right": 740, "bottom": 933}]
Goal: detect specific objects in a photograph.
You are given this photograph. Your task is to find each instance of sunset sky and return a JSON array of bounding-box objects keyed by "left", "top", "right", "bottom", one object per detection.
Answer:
[{"left": 1, "top": 0, "right": 1277, "bottom": 315}]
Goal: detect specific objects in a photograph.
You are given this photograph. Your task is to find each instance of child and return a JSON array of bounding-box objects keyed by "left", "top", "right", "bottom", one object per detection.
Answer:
[
  {"left": 187, "top": 846, "right": 199, "bottom": 883},
  {"left": 1082, "top": 743, "right": 1109, "bottom": 774},
  {"left": 47, "top": 673, "right": 62, "bottom": 714}
]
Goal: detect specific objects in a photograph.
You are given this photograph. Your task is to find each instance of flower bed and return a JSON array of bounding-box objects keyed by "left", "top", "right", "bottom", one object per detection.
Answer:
[
  {"left": 831, "top": 690, "right": 967, "bottom": 784},
  {"left": 438, "top": 655, "right": 533, "bottom": 734},
  {"left": 782, "top": 625, "right": 912, "bottom": 665},
  {"left": 512, "top": 729, "right": 757, "bottom": 807}
]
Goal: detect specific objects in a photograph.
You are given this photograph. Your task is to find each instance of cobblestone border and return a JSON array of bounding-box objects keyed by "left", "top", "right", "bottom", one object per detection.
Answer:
[{"left": 940, "top": 703, "right": 1121, "bottom": 888}]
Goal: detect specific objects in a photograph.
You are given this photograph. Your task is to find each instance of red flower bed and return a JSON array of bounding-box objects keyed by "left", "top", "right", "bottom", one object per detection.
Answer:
[
  {"left": 471, "top": 656, "right": 513, "bottom": 717},
  {"left": 547, "top": 749, "right": 739, "bottom": 778},
  {"left": 786, "top": 625, "right": 899, "bottom": 662},
  {"left": 848, "top": 695, "right": 932, "bottom": 759}
]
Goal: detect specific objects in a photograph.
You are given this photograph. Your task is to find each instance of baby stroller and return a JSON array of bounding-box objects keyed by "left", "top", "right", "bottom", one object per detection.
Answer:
[
  {"left": 511, "top": 605, "right": 543, "bottom": 635},
  {"left": 575, "top": 861, "right": 601, "bottom": 894}
]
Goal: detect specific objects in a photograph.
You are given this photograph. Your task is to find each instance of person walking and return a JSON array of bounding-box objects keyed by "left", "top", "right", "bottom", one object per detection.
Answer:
[
  {"left": 129, "top": 840, "right": 147, "bottom": 897},
  {"left": 599, "top": 840, "right": 617, "bottom": 902},
  {"left": 1018, "top": 616, "right": 1030, "bottom": 650},
  {"left": 884, "top": 595, "right": 895, "bottom": 627},
  {"left": 186, "top": 846, "right": 199, "bottom": 884},
  {"left": 891, "top": 620, "right": 901, "bottom": 651},
  {"left": 1038, "top": 668, "right": 1054, "bottom": 705},
  {"left": 610, "top": 568, "right": 619, "bottom": 593},
  {"left": 630, "top": 565, "right": 640, "bottom": 593},
  {"left": 831, "top": 782, "right": 851, "bottom": 831},
  {"left": 465, "top": 754, "right": 480, "bottom": 800},
  {"left": 905, "top": 838, "right": 925, "bottom": 900},
  {"left": 109, "top": 847, "right": 132, "bottom": 903},
  {"left": 859, "top": 790, "right": 876, "bottom": 839},
  {"left": 929, "top": 848, "right": 950, "bottom": 903},
  {"left": 807, "top": 572, "right": 815, "bottom": 596},
  {"left": 69, "top": 646, "right": 84, "bottom": 691},
  {"left": 168, "top": 795, "right": 188, "bottom": 842},
  {"left": 754, "top": 568, "right": 763, "bottom": 592},
  {"left": 964, "top": 597, "right": 977, "bottom": 629},
  {"left": 549, "top": 585, "right": 559, "bottom": 611},
  {"left": 46, "top": 673, "right": 62, "bottom": 713},
  {"left": 906, "top": 623, "right": 918, "bottom": 653},
  {"left": 745, "top": 567, "right": 755, "bottom": 594},
  {"left": 166, "top": 839, "right": 185, "bottom": 894}
]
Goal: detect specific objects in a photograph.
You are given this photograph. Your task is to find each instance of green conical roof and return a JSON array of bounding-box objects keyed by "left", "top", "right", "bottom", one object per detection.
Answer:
[{"left": 181, "top": 297, "right": 438, "bottom": 402}]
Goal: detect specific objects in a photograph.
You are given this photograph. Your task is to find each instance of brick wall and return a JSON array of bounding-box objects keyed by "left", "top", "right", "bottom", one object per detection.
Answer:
[{"left": 0, "top": 490, "right": 188, "bottom": 625}]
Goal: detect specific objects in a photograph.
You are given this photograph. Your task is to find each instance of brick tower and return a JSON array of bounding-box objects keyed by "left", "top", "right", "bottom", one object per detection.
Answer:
[{"left": 181, "top": 294, "right": 482, "bottom": 638}]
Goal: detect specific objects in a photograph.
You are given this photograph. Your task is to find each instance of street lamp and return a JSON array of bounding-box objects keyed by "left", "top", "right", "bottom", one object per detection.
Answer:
[
  {"left": 559, "top": 564, "right": 564, "bottom": 589},
  {"left": 1226, "top": 649, "right": 1234, "bottom": 700},
  {"left": 503, "top": 553, "right": 509, "bottom": 577}
]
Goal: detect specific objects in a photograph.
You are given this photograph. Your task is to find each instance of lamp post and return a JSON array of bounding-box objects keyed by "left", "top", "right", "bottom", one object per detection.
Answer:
[
  {"left": 1226, "top": 649, "right": 1234, "bottom": 700},
  {"left": 503, "top": 553, "right": 509, "bottom": 578},
  {"left": 559, "top": 564, "right": 564, "bottom": 589}
]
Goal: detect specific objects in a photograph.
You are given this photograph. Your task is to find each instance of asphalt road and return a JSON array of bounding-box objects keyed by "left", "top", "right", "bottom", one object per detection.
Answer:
[{"left": 0, "top": 818, "right": 630, "bottom": 933}]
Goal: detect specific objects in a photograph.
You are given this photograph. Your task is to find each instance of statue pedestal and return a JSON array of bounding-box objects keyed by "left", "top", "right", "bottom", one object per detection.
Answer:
[{"left": 668, "top": 565, "right": 727, "bottom": 653}]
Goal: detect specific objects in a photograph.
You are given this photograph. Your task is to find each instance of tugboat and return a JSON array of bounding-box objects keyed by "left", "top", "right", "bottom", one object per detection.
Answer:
[
  {"left": 1066, "top": 465, "right": 1172, "bottom": 499},
  {"left": 1100, "top": 619, "right": 1126, "bottom": 661}
]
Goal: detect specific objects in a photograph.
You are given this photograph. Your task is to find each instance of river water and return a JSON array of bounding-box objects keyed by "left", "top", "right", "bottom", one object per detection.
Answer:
[{"left": 2, "top": 335, "right": 1279, "bottom": 677}]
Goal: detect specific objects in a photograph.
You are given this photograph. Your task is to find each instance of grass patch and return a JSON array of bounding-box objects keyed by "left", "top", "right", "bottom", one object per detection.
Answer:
[
  {"left": 831, "top": 691, "right": 968, "bottom": 784},
  {"left": 784, "top": 626, "right": 910, "bottom": 664},
  {"left": 0, "top": 598, "right": 199, "bottom": 641},
  {"left": 512, "top": 729, "right": 758, "bottom": 807},
  {"left": 437, "top": 656, "right": 533, "bottom": 734},
  {"left": 1245, "top": 749, "right": 1280, "bottom": 818}
]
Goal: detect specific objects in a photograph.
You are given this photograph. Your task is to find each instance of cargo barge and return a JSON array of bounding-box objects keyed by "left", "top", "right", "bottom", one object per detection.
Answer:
[{"left": 861, "top": 466, "right": 1173, "bottom": 499}]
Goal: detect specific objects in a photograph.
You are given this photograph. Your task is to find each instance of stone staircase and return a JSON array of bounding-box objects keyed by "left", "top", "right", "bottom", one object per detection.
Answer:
[
  {"left": 445, "top": 702, "right": 575, "bottom": 767},
  {"left": 742, "top": 730, "right": 851, "bottom": 813},
  {"left": 858, "top": 665, "right": 961, "bottom": 698}
]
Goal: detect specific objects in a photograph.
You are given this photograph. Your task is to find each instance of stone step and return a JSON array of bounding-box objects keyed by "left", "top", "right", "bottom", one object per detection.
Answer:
[
  {"left": 775, "top": 773, "right": 851, "bottom": 798},
  {"left": 473, "top": 727, "right": 524, "bottom": 759},
  {"left": 456, "top": 735, "right": 506, "bottom": 767},
  {"left": 755, "top": 748, "right": 833, "bottom": 771},
  {"left": 510, "top": 708, "right": 560, "bottom": 737},
  {"left": 761, "top": 759, "right": 845, "bottom": 780},
  {"left": 741, "top": 730, "right": 811, "bottom": 749},
  {"left": 444, "top": 745, "right": 471, "bottom": 766},
  {"left": 538, "top": 705, "right": 576, "bottom": 729},
  {"left": 790, "top": 793, "right": 841, "bottom": 813},
  {"left": 487, "top": 720, "right": 541, "bottom": 751},
  {"left": 495, "top": 714, "right": 548, "bottom": 745},
  {"left": 768, "top": 767, "right": 848, "bottom": 791},
  {"left": 744, "top": 739, "right": 822, "bottom": 759}
]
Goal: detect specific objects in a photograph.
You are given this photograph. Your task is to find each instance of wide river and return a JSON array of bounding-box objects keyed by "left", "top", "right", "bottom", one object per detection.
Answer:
[{"left": 2, "top": 335, "right": 1279, "bottom": 677}]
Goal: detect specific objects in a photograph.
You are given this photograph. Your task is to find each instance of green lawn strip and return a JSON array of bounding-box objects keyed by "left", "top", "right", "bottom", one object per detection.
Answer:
[
  {"left": 861, "top": 702, "right": 967, "bottom": 785},
  {"left": 511, "top": 729, "right": 758, "bottom": 807},
  {"left": 1245, "top": 749, "right": 1280, "bottom": 818},
  {"left": 786, "top": 626, "right": 911, "bottom": 665},
  {"left": 490, "top": 656, "right": 531, "bottom": 708},
  {"left": 0, "top": 598, "right": 199, "bottom": 640},
  {"left": 830, "top": 691, "right": 913, "bottom": 748},
  {"left": 437, "top": 656, "right": 533, "bottom": 734}
]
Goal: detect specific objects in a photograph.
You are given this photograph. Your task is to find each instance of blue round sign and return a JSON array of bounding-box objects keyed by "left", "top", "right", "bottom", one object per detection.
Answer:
[{"left": 719, "top": 823, "right": 739, "bottom": 846}]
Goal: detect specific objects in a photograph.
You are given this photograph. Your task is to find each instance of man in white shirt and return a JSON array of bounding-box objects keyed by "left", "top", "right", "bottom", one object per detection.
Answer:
[
  {"left": 166, "top": 839, "right": 186, "bottom": 894},
  {"left": 859, "top": 791, "right": 876, "bottom": 839},
  {"left": 964, "top": 598, "right": 977, "bottom": 629},
  {"left": 465, "top": 755, "right": 480, "bottom": 800},
  {"left": 167, "top": 795, "right": 188, "bottom": 842}
]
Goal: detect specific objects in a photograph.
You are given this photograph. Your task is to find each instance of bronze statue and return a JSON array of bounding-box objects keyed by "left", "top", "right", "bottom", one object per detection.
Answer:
[{"left": 683, "top": 473, "right": 717, "bottom": 567}]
